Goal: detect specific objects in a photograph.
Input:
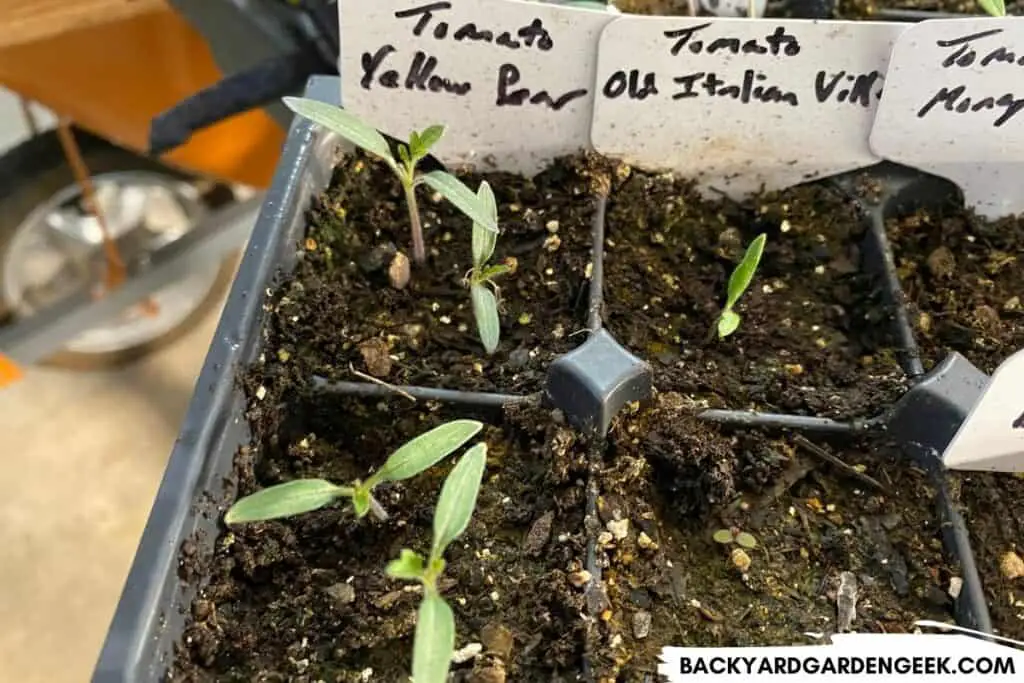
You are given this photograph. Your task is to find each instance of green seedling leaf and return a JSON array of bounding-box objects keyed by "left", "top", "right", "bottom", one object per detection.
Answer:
[
  {"left": 724, "top": 233, "right": 767, "bottom": 311},
  {"left": 225, "top": 479, "right": 350, "bottom": 524},
  {"left": 717, "top": 309, "right": 741, "bottom": 339},
  {"left": 421, "top": 171, "right": 498, "bottom": 234},
  {"left": 430, "top": 443, "right": 487, "bottom": 562},
  {"left": 282, "top": 97, "right": 393, "bottom": 164},
  {"left": 471, "top": 284, "right": 501, "bottom": 355},
  {"left": 471, "top": 181, "right": 498, "bottom": 268},
  {"left": 368, "top": 420, "right": 483, "bottom": 488},
  {"left": 412, "top": 594, "right": 455, "bottom": 683},
  {"left": 712, "top": 529, "right": 735, "bottom": 545},
  {"left": 978, "top": 0, "right": 1006, "bottom": 15},
  {"left": 386, "top": 549, "right": 426, "bottom": 581},
  {"left": 416, "top": 125, "right": 446, "bottom": 156},
  {"left": 735, "top": 532, "right": 758, "bottom": 550},
  {"left": 352, "top": 487, "right": 372, "bottom": 518},
  {"left": 398, "top": 143, "right": 412, "bottom": 166}
]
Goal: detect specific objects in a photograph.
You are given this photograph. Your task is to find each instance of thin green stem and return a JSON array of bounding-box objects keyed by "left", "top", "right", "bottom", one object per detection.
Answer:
[{"left": 404, "top": 182, "right": 426, "bottom": 263}]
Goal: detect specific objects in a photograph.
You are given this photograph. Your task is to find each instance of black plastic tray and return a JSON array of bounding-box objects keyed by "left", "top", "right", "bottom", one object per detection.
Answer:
[{"left": 92, "top": 75, "right": 994, "bottom": 683}]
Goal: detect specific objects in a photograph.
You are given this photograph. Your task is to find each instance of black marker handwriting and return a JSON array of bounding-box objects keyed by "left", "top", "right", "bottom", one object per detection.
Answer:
[
  {"left": 672, "top": 70, "right": 798, "bottom": 106},
  {"left": 603, "top": 69, "right": 659, "bottom": 100},
  {"left": 395, "top": 1, "right": 553, "bottom": 51},
  {"left": 917, "top": 85, "right": 1024, "bottom": 127},
  {"left": 814, "top": 70, "right": 883, "bottom": 107},
  {"left": 664, "top": 23, "right": 800, "bottom": 58},
  {"left": 936, "top": 28, "right": 1024, "bottom": 69},
  {"left": 496, "top": 64, "right": 587, "bottom": 110},
  {"left": 361, "top": 45, "right": 471, "bottom": 95},
  {"left": 1013, "top": 410, "right": 1024, "bottom": 429}
]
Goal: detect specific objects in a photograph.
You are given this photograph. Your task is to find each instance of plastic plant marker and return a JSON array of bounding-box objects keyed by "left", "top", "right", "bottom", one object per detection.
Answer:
[
  {"left": 870, "top": 18, "right": 1024, "bottom": 219},
  {"left": 943, "top": 349, "right": 1024, "bottom": 473},
  {"left": 591, "top": 18, "right": 907, "bottom": 199},
  {"left": 0, "top": 353, "right": 24, "bottom": 387},
  {"left": 336, "top": 0, "right": 616, "bottom": 176}
]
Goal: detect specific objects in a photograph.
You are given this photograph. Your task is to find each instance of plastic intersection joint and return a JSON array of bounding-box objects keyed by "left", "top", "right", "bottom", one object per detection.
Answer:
[
  {"left": 545, "top": 328, "right": 653, "bottom": 438},
  {"left": 885, "top": 351, "right": 989, "bottom": 469}
]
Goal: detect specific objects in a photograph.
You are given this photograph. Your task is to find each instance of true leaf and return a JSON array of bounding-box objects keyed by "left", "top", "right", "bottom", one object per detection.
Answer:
[
  {"left": 416, "top": 125, "right": 446, "bottom": 156},
  {"left": 712, "top": 529, "right": 735, "bottom": 545},
  {"left": 717, "top": 310, "right": 741, "bottom": 339},
  {"left": 386, "top": 549, "right": 426, "bottom": 581},
  {"left": 978, "top": 0, "right": 1005, "bottom": 15},
  {"left": 282, "top": 97, "right": 393, "bottom": 164},
  {"left": 412, "top": 594, "right": 455, "bottom": 683},
  {"left": 421, "top": 171, "right": 498, "bottom": 234},
  {"left": 224, "top": 479, "right": 350, "bottom": 524},
  {"left": 724, "top": 233, "right": 767, "bottom": 310},
  {"left": 735, "top": 532, "right": 758, "bottom": 550},
  {"left": 471, "top": 181, "right": 498, "bottom": 268},
  {"left": 398, "top": 143, "right": 412, "bottom": 166},
  {"left": 471, "top": 284, "right": 501, "bottom": 355},
  {"left": 352, "top": 487, "right": 371, "bottom": 518},
  {"left": 368, "top": 420, "right": 483, "bottom": 488},
  {"left": 430, "top": 443, "right": 487, "bottom": 562}
]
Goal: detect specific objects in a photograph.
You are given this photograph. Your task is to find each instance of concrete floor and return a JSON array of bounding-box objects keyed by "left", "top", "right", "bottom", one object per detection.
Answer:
[{"left": 0, "top": 89, "right": 228, "bottom": 682}]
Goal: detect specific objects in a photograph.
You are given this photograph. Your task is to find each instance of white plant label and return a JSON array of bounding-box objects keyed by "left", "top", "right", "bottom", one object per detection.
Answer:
[
  {"left": 337, "top": 0, "right": 616, "bottom": 175},
  {"left": 871, "top": 18, "right": 1024, "bottom": 220},
  {"left": 943, "top": 348, "right": 1024, "bottom": 473},
  {"left": 590, "top": 18, "right": 906, "bottom": 199}
]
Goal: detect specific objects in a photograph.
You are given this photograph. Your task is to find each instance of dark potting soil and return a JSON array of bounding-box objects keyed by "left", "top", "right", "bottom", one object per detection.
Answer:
[
  {"left": 887, "top": 205, "right": 1024, "bottom": 641},
  {"left": 588, "top": 394, "right": 959, "bottom": 681},
  {"left": 601, "top": 170, "right": 907, "bottom": 420},
  {"left": 173, "top": 152, "right": 972, "bottom": 681},
  {"left": 278, "top": 154, "right": 596, "bottom": 395},
  {"left": 173, "top": 398, "right": 593, "bottom": 682}
]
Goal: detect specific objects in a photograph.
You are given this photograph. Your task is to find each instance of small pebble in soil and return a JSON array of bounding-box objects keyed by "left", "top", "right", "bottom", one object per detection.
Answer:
[
  {"left": 481, "top": 622, "right": 514, "bottom": 661},
  {"left": 570, "top": 570, "right": 593, "bottom": 587},
  {"left": 637, "top": 532, "right": 658, "bottom": 551},
  {"left": 1000, "top": 551, "right": 1024, "bottom": 580},
  {"left": 358, "top": 338, "right": 392, "bottom": 378},
  {"left": 836, "top": 571, "right": 858, "bottom": 633},
  {"left": 523, "top": 511, "right": 554, "bottom": 556},
  {"left": 452, "top": 643, "right": 483, "bottom": 664},
  {"left": 597, "top": 531, "right": 614, "bottom": 546},
  {"left": 926, "top": 246, "right": 956, "bottom": 279},
  {"left": 731, "top": 548, "right": 752, "bottom": 572},
  {"left": 323, "top": 582, "right": 356, "bottom": 606},
  {"left": 633, "top": 610, "right": 652, "bottom": 639},
  {"left": 948, "top": 577, "right": 963, "bottom": 599},
  {"left": 607, "top": 518, "right": 630, "bottom": 541}
]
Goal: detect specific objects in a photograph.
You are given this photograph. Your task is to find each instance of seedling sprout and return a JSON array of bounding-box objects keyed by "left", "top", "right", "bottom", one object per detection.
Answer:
[
  {"left": 223, "top": 420, "right": 482, "bottom": 524},
  {"left": 978, "top": 0, "right": 1005, "bottom": 16},
  {"left": 465, "top": 181, "right": 516, "bottom": 354},
  {"left": 386, "top": 443, "right": 488, "bottom": 683},
  {"left": 281, "top": 97, "right": 497, "bottom": 264},
  {"left": 713, "top": 527, "right": 758, "bottom": 549},
  {"left": 716, "top": 233, "right": 767, "bottom": 340}
]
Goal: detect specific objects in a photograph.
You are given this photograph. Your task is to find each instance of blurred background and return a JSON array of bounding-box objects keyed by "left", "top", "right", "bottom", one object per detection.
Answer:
[{"left": 0, "top": 91, "right": 226, "bottom": 683}]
